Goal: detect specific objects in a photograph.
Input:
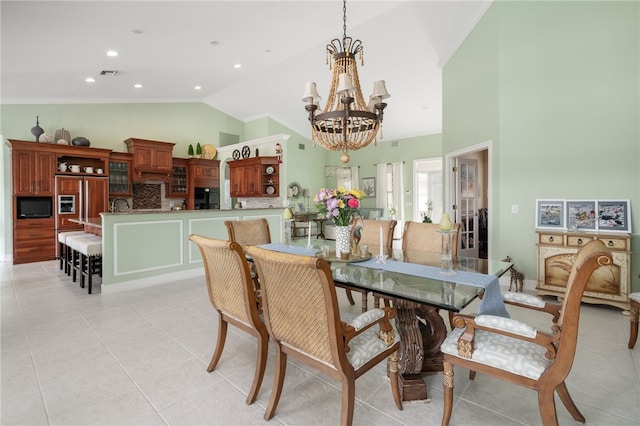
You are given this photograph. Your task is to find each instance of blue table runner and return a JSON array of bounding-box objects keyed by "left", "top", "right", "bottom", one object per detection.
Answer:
[{"left": 257, "top": 243, "right": 508, "bottom": 318}]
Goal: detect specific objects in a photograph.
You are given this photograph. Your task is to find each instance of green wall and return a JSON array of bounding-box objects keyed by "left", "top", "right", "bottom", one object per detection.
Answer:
[
  {"left": 325, "top": 134, "right": 443, "bottom": 222},
  {"left": 443, "top": 1, "right": 640, "bottom": 291}
]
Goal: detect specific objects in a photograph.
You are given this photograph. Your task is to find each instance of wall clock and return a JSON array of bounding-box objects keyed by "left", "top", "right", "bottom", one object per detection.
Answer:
[
  {"left": 241, "top": 145, "right": 250, "bottom": 158},
  {"left": 289, "top": 182, "right": 301, "bottom": 198},
  {"left": 232, "top": 149, "right": 241, "bottom": 160}
]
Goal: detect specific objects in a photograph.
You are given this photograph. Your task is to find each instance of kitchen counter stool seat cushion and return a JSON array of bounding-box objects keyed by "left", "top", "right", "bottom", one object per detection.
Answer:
[
  {"left": 67, "top": 235, "right": 102, "bottom": 292},
  {"left": 58, "top": 231, "right": 91, "bottom": 273}
]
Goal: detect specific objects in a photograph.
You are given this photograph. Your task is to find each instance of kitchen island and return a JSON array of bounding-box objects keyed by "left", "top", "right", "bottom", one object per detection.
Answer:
[{"left": 100, "top": 208, "right": 286, "bottom": 293}]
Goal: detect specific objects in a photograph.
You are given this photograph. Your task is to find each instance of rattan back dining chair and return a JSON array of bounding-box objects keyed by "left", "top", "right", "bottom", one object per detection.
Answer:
[
  {"left": 245, "top": 246, "right": 403, "bottom": 426},
  {"left": 401, "top": 221, "right": 460, "bottom": 259},
  {"left": 225, "top": 218, "right": 272, "bottom": 246},
  {"left": 189, "top": 235, "right": 268, "bottom": 405},
  {"left": 441, "top": 240, "right": 613, "bottom": 426},
  {"left": 352, "top": 218, "right": 397, "bottom": 311}
]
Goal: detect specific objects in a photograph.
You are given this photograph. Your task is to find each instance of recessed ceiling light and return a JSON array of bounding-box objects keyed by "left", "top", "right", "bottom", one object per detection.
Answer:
[
  {"left": 210, "top": 41, "right": 220, "bottom": 46},
  {"left": 265, "top": 49, "right": 272, "bottom": 53},
  {"left": 194, "top": 86, "right": 202, "bottom": 90},
  {"left": 234, "top": 64, "right": 242, "bottom": 69},
  {"left": 85, "top": 77, "right": 95, "bottom": 83},
  {"left": 132, "top": 29, "right": 144, "bottom": 35},
  {"left": 134, "top": 83, "right": 143, "bottom": 89},
  {"left": 106, "top": 50, "right": 119, "bottom": 57}
]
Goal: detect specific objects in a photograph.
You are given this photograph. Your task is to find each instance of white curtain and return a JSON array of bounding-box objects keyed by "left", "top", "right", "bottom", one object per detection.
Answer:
[
  {"left": 376, "top": 163, "right": 387, "bottom": 209},
  {"left": 392, "top": 161, "right": 404, "bottom": 220},
  {"left": 350, "top": 166, "right": 359, "bottom": 190}
]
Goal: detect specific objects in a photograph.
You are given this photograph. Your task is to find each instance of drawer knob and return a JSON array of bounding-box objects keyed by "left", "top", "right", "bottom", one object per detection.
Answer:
[
  {"left": 577, "top": 238, "right": 583, "bottom": 244},
  {"left": 607, "top": 240, "right": 614, "bottom": 247},
  {"left": 549, "top": 236, "right": 554, "bottom": 242}
]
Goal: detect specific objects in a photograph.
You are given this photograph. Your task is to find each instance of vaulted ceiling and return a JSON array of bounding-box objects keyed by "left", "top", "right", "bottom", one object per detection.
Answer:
[{"left": 1, "top": 1, "right": 492, "bottom": 141}]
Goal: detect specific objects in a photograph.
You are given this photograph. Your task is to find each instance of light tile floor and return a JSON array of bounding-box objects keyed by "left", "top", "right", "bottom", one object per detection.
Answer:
[{"left": 1, "top": 260, "right": 639, "bottom": 425}]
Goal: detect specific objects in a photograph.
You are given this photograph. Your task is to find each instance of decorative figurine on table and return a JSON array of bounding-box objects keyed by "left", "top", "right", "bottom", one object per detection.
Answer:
[{"left": 351, "top": 220, "right": 362, "bottom": 256}]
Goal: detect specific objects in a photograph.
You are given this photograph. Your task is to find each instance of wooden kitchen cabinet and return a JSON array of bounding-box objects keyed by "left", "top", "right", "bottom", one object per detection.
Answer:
[
  {"left": 189, "top": 157, "right": 220, "bottom": 188},
  {"left": 109, "top": 152, "right": 132, "bottom": 196},
  {"left": 229, "top": 156, "right": 279, "bottom": 197},
  {"left": 536, "top": 230, "right": 631, "bottom": 310},
  {"left": 168, "top": 158, "right": 189, "bottom": 197},
  {"left": 13, "top": 217, "right": 55, "bottom": 264},
  {"left": 124, "top": 138, "right": 175, "bottom": 182},
  {"left": 12, "top": 148, "right": 55, "bottom": 196}
]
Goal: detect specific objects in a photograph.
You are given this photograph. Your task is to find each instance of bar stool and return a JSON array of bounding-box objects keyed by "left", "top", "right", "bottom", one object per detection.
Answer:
[
  {"left": 58, "top": 231, "right": 91, "bottom": 274},
  {"left": 67, "top": 234, "right": 102, "bottom": 294}
]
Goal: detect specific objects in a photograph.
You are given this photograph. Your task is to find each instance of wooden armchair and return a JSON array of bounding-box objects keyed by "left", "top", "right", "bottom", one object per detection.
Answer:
[
  {"left": 441, "top": 240, "right": 613, "bottom": 426},
  {"left": 189, "top": 235, "right": 268, "bottom": 405},
  {"left": 245, "top": 246, "right": 403, "bottom": 426}
]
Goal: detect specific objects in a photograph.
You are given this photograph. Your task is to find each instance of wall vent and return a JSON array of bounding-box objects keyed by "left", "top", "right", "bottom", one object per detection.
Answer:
[
  {"left": 100, "top": 70, "right": 120, "bottom": 76},
  {"left": 298, "top": 143, "right": 305, "bottom": 150},
  {"left": 391, "top": 140, "right": 399, "bottom": 147}
]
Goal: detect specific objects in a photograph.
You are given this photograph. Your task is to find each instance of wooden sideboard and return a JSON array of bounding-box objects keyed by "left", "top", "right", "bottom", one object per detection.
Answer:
[{"left": 536, "top": 230, "right": 631, "bottom": 310}]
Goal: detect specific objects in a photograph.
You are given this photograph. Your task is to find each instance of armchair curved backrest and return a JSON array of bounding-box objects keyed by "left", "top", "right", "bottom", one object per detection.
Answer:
[
  {"left": 441, "top": 239, "right": 613, "bottom": 426},
  {"left": 401, "top": 221, "right": 460, "bottom": 259},
  {"left": 225, "top": 218, "right": 271, "bottom": 246},
  {"left": 356, "top": 219, "right": 397, "bottom": 254},
  {"left": 245, "top": 245, "right": 402, "bottom": 425},
  {"left": 188, "top": 235, "right": 268, "bottom": 405}
]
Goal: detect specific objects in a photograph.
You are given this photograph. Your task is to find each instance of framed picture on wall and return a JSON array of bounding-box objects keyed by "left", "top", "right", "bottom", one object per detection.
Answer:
[
  {"left": 361, "top": 177, "right": 375, "bottom": 197},
  {"left": 597, "top": 200, "right": 631, "bottom": 232},
  {"left": 536, "top": 199, "right": 565, "bottom": 229},
  {"left": 566, "top": 200, "right": 597, "bottom": 231}
]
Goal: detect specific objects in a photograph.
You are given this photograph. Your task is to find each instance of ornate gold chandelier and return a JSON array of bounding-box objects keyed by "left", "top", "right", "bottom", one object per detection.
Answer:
[{"left": 302, "top": 0, "right": 390, "bottom": 164}]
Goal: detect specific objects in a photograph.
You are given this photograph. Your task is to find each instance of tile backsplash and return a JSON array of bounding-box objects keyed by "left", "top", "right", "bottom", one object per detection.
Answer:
[{"left": 132, "top": 184, "right": 161, "bottom": 209}]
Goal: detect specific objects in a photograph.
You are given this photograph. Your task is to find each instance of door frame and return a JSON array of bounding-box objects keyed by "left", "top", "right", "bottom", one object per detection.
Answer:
[{"left": 445, "top": 140, "right": 493, "bottom": 259}]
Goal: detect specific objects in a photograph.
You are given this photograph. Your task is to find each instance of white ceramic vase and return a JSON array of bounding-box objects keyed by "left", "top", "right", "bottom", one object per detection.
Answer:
[{"left": 334, "top": 225, "right": 351, "bottom": 257}]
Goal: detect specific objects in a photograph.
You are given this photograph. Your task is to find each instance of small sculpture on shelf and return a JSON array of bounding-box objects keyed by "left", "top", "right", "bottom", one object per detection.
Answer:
[
  {"left": 188, "top": 144, "right": 194, "bottom": 157},
  {"left": 196, "top": 143, "right": 202, "bottom": 158}
]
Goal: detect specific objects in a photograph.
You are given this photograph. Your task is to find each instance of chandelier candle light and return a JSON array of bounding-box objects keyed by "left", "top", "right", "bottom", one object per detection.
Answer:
[{"left": 303, "top": 0, "right": 390, "bottom": 164}]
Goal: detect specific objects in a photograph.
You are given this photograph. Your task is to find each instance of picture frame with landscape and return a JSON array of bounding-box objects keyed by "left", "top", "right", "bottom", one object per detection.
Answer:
[
  {"left": 566, "top": 200, "right": 597, "bottom": 231},
  {"left": 597, "top": 200, "right": 631, "bottom": 233},
  {"left": 536, "top": 199, "right": 565, "bottom": 229}
]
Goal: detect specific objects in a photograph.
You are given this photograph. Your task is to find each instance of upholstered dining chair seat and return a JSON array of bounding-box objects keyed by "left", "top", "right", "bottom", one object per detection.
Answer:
[
  {"left": 442, "top": 325, "right": 551, "bottom": 380},
  {"left": 341, "top": 310, "right": 401, "bottom": 370}
]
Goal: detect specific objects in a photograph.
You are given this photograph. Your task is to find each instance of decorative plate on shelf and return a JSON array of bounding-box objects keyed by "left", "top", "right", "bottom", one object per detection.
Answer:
[
  {"left": 241, "top": 145, "right": 251, "bottom": 158},
  {"left": 202, "top": 144, "right": 217, "bottom": 160},
  {"left": 232, "top": 149, "right": 241, "bottom": 160},
  {"left": 266, "top": 186, "right": 275, "bottom": 195},
  {"left": 265, "top": 165, "right": 275, "bottom": 174}
]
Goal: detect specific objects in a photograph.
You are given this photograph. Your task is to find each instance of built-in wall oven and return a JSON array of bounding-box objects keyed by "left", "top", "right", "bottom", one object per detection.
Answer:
[{"left": 58, "top": 195, "right": 76, "bottom": 214}]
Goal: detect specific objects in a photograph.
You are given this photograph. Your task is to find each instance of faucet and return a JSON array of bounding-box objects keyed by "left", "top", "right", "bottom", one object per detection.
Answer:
[{"left": 110, "top": 197, "right": 130, "bottom": 213}]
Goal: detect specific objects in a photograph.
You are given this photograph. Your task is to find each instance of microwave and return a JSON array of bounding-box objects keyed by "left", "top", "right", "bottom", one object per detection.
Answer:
[{"left": 16, "top": 196, "right": 53, "bottom": 219}]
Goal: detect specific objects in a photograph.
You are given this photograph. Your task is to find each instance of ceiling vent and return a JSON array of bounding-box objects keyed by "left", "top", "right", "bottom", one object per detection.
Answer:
[{"left": 100, "top": 70, "right": 120, "bottom": 76}]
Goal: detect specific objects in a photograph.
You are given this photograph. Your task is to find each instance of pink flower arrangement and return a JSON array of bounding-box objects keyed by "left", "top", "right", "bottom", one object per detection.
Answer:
[{"left": 315, "top": 187, "right": 364, "bottom": 226}]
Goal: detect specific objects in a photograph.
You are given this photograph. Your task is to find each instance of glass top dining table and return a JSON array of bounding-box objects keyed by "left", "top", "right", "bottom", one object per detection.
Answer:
[
  {"left": 260, "top": 238, "right": 513, "bottom": 402},
  {"left": 282, "top": 239, "right": 512, "bottom": 313}
]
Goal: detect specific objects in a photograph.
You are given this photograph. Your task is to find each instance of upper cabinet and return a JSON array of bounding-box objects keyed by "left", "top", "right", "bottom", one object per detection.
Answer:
[
  {"left": 9, "top": 139, "right": 111, "bottom": 196},
  {"left": 109, "top": 152, "right": 132, "bottom": 196},
  {"left": 189, "top": 158, "right": 220, "bottom": 189},
  {"left": 12, "top": 149, "right": 56, "bottom": 196},
  {"left": 124, "top": 138, "right": 175, "bottom": 182},
  {"left": 168, "top": 158, "right": 189, "bottom": 197},
  {"left": 229, "top": 156, "right": 279, "bottom": 198}
]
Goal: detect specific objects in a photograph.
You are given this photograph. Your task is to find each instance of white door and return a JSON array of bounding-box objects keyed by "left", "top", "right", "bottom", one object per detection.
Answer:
[{"left": 455, "top": 158, "right": 479, "bottom": 258}]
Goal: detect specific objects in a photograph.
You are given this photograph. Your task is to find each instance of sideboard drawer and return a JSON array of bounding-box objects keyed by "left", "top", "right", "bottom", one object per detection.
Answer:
[
  {"left": 539, "top": 234, "right": 563, "bottom": 245},
  {"left": 567, "top": 236, "right": 594, "bottom": 247},
  {"left": 598, "top": 237, "right": 628, "bottom": 250}
]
